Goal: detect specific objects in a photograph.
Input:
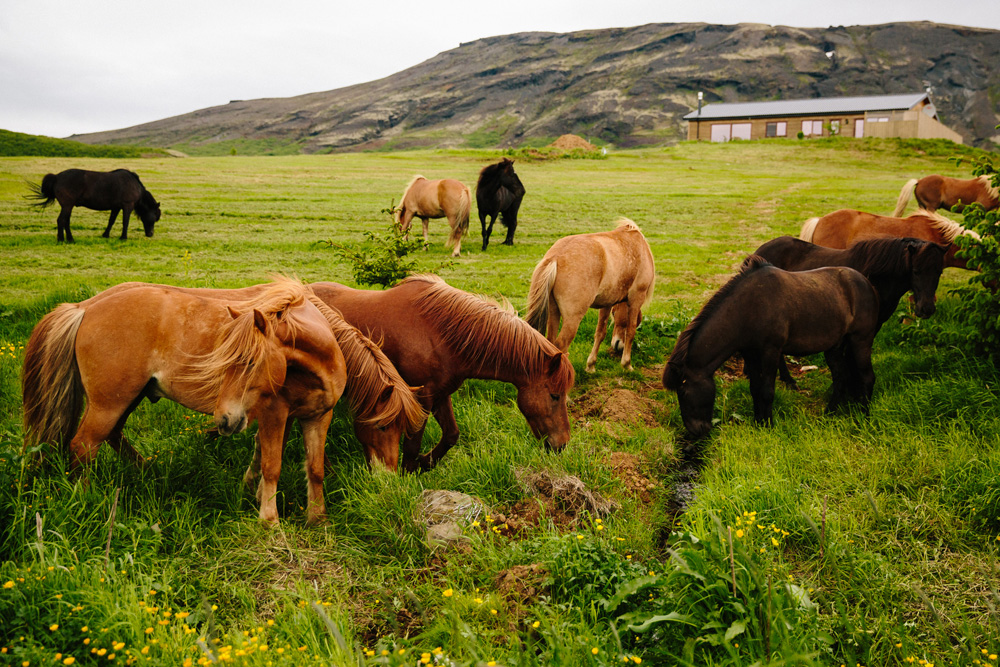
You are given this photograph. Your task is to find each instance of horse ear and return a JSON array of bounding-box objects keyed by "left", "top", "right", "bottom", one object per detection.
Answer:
[
  {"left": 252, "top": 309, "right": 269, "bottom": 335},
  {"left": 227, "top": 305, "right": 241, "bottom": 320}
]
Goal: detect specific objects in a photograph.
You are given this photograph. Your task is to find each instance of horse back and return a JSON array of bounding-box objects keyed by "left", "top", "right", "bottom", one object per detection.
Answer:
[{"left": 53, "top": 168, "right": 143, "bottom": 210}]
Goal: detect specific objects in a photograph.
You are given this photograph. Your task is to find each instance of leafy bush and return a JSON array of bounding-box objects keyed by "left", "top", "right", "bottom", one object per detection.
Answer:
[{"left": 321, "top": 204, "right": 427, "bottom": 288}]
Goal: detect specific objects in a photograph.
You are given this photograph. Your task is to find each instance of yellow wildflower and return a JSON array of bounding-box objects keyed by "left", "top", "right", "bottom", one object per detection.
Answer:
[{"left": 443, "top": 588, "right": 454, "bottom": 598}]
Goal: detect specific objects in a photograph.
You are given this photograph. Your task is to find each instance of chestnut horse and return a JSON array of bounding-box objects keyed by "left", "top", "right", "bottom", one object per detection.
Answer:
[
  {"left": 396, "top": 176, "right": 471, "bottom": 257},
  {"left": 311, "top": 275, "right": 576, "bottom": 472},
  {"left": 799, "top": 208, "right": 979, "bottom": 270},
  {"left": 86, "top": 281, "right": 426, "bottom": 473},
  {"left": 664, "top": 256, "right": 879, "bottom": 442},
  {"left": 526, "top": 219, "right": 655, "bottom": 372},
  {"left": 22, "top": 279, "right": 346, "bottom": 524},
  {"left": 893, "top": 175, "right": 999, "bottom": 216}
]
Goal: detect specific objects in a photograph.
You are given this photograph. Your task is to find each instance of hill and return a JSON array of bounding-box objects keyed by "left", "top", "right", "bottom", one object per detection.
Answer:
[
  {"left": 71, "top": 21, "right": 1000, "bottom": 153},
  {"left": 0, "top": 129, "right": 163, "bottom": 158}
]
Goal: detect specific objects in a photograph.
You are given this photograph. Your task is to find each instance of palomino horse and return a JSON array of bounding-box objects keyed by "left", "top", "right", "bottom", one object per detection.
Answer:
[
  {"left": 526, "top": 219, "right": 655, "bottom": 372},
  {"left": 893, "top": 175, "right": 999, "bottom": 216},
  {"left": 87, "top": 281, "right": 426, "bottom": 473},
  {"left": 311, "top": 275, "right": 576, "bottom": 472},
  {"left": 800, "top": 208, "right": 979, "bottom": 270},
  {"left": 476, "top": 158, "right": 526, "bottom": 250},
  {"left": 753, "top": 236, "right": 947, "bottom": 387},
  {"left": 26, "top": 169, "right": 161, "bottom": 242},
  {"left": 396, "top": 176, "right": 471, "bottom": 257},
  {"left": 664, "top": 256, "right": 879, "bottom": 442},
  {"left": 22, "top": 279, "right": 346, "bottom": 524}
]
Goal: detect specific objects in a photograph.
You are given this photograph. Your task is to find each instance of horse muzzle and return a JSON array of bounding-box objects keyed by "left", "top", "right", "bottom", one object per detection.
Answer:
[{"left": 215, "top": 411, "right": 248, "bottom": 436}]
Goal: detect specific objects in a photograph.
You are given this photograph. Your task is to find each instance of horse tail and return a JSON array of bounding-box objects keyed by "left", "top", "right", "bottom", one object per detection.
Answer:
[
  {"left": 22, "top": 303, "right": 87, "bottom": 454},
  {"left": 893, "top": 178, "right": 918, "bottom": 217},
  {"left": 525, "top": 259, "right": 558, "bottom": 333},
  {"left": 446, "top": 185, "right": 472, "bottom": 249},
  {"left": 799, "top": 217, "right": 820, "bottom": 242},
  {"left": 24, "top": 174, "right": 58, "bottom": 208}
]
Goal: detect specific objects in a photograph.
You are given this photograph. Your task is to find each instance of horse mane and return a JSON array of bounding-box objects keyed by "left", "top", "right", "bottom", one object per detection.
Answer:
[
  {"left": 399, "top": 175, "right": 426, "bottom": 203},
  {"left": 402, "top": 274, "right": 574, "bottom": 390},
  {"left": 477, "top": 160, "right": 507, "bottom": 186},
  {"left": 846, "top": 237, "right": 926, "bottom": 277},
  {"left": 614, "top": 218, "right": 641, "bottom": 232},
  {"left": 303, "top": 292, "right": 426, "bottom": 432},
  {"left": 912, "top": 209, "right": 981, "bottom": 242},
  {"left": 664, "top": 256, "right": 771, "bottom": 390},
  {"left": 180, "top": 278, "right": 310, "bottom": 405},
  {"left": 978, "top": 175, "right": 1000, "bottom": 201}
]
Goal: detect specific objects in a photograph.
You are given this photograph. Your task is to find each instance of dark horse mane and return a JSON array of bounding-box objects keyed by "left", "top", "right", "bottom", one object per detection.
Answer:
[
  {"left": 664, "top": 255, "right": 772, "bottom": 390},
  {"left": 403, "top": 274, "right": 574, "bottom": 390},
  {"left": 477, "top": 160, "right": 508, "bottom": 188},
  {"left": 846, "top": 237, "right": 938, "bottom": 275},
  {"left": 477, "top": 159, "right": 524, "bottom": 208}
]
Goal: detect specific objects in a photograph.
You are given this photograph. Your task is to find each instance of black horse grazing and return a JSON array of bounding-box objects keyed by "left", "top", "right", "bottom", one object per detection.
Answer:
[
  {"left": 476, "top": 158, "right": 525, "bottom": 250},
  {"left": 26, "top": 169, "right": 161, "bottom": 242},
  {"left": 663, "top": 256, "right": 880, "bottom": 442},
  {"left": 753, "top": 236, "right": 946, "bottom": 387}
]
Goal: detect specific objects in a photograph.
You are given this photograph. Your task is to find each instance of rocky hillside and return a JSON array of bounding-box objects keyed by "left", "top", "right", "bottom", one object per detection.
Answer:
[{"left": 72, "top": 21, "right": 1000, "bottom": 151}]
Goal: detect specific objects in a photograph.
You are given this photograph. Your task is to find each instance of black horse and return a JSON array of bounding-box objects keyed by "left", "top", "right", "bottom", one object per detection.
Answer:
[
  {"left": 663, "top": 256, "right": 879, "bottom": 442},
  {"left": 476, "top": 158, "right": 525, "bottom": 250},
  {"left": 26, "top": 169, "right": 161, "bottom": 242},
  {"left": 753, "top": 235, "right": 947, "bottom": 387}
]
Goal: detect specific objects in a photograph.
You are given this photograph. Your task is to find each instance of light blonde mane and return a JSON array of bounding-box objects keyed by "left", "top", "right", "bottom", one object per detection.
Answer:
[
  {"left": 399, "top": 175, "right": 426, "bottom": 205},
  {"left": 304, "top": 292, "right": 425, "bottom": 431},
  {"left": 614, "top": 217, "right": 641, "bottom": 232},
  {"left": 913, "top": 208, "right": 981, "bottom": 242},
  {"left": 403, "top": 274, "right": 575, "bottom": 390},
  {"left": 978, "top": 175, "right": 1000, "bottom": 201}
]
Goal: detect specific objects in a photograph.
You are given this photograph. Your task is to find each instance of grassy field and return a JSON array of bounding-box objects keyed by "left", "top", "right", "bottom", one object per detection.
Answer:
[{"left": 1, "top": 139, "right": 998, "bottom": 667}]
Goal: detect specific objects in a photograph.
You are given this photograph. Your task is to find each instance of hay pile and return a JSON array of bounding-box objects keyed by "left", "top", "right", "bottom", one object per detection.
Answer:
[{"left": 547, "top": 134, "right": 598, "bottom": 151}]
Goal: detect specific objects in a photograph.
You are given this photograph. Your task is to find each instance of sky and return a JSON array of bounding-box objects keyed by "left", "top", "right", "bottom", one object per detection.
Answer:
[{"left": 2, "top": 0, "right": 998, "bottom": 139}]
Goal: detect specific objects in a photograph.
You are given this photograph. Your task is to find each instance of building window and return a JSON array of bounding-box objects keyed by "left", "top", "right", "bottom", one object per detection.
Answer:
[
  {"left": 765, "top": 121, "right": 787, "bottom": 137},
  {"left": 731, "top": 123, "right": 751, "bottom": 140},
  {"left": 801, "top": 120, "right": 824, "bottom": 136},
  {"left": 829, "top": 120, "right": 840, "bottom": 135},
  {"left": 710, "top": 124, "right": 731, "bottom": 142}
]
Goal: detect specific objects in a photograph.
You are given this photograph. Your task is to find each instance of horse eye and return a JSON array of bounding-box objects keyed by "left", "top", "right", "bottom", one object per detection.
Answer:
[{"left": 550, "top": 393, "right": 560, "bottom": 401}]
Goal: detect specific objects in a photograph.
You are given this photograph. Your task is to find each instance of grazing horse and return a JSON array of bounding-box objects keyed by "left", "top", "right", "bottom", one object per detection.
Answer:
[
  {"left": 753, "top": 236, "right": 947, "bottom": 387},
  {"left": 26, "top": 168, "right": 161, "bottom": 242},
  {"left": 893, "top": 175, "right": 999, "bottom": 216},
  {"left": 85, "top": 281, "right": 426, "bottom": 473},
  {"left": 476, "top": 158, "right": 526, "bottom": 250},
  {"left": 663, "top": 256, "right": 879, "bottom": 442},
  {"left": 396, "top": 176, "right": 471, "bottom": 257},
  {"left": 526, "top": 219, "right": 655, "bottom": 372},
  {"left": 21, "top": 279, "right": 348, "bottom": 525},
  {"left": 311, "top": 275, "right": 576, "bottom": 472},
  {"left": 800, "top": 208, "right": 978, "bottom": 270}
]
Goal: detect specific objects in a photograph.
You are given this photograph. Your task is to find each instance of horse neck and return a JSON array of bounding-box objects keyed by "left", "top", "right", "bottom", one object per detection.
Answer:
[{"left": 680, "top": 302, "right": 746, "bottom": 380}]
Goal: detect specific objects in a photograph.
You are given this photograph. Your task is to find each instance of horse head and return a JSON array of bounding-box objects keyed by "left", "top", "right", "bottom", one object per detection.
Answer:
[
  {"left": 137, "top": 190, "right": 161, "bottom": 237},
  {"left": 515, "top": 351, "right": 574, "bottom": 451},
  {"left": 666, "top": 367, "right": 715, "bottom": 442},
  {"left": 908, "top": 240, "right": 947, "bottom": 319}
]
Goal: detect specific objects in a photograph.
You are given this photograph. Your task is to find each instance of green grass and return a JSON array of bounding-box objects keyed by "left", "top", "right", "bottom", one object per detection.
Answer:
[
  {"left": 1, "top": 140, "right": 999, "bottom": 666},
  {"left": 0, "top": 129, "right": 165, "bottom": 158}
]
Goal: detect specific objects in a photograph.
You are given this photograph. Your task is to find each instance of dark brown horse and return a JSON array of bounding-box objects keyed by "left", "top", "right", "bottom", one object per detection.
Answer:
[
  {"left": 663, "top": 256, "right": 879, "bottom": 442},
  {"left": 753, "top": 236, "right": 947, "bottom": 387},
  {"left": 800, "top": 208, "right": 978, "bottom": 269},
  {"left": 311, "top": 275, "right": 575, "bottom": 472},
  {"left": 476, "top": 158, "right": 526, "bottom": 250},
  {"left": 26, "top": 168, "right": 161, "bottom": 242},
  {"left": 893, "top": 175, "right": 999, "bottom": 216}
]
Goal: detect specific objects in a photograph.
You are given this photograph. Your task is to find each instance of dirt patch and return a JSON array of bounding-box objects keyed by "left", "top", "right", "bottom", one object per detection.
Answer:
[
  {"left": 496, "top": 563, "right": 547, "bottom": 602},
  {"left": 572, "top": 385, "right": 660, "bottom": 429},
  {"left": 608, "top": 452, "right": 658, "bottom": 503},
  {"left": 548, "top": 134, "right": 598, "bottom": 151}
]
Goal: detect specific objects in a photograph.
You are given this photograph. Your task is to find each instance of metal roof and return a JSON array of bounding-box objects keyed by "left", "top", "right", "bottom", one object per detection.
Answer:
[{"left": 683, "top": 93, "right": 930, "bottom": 120}]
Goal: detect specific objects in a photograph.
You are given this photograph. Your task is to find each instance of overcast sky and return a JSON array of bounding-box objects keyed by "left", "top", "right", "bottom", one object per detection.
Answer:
[{"left": 2, "top": 0, "right": 997, "bottom": 139}]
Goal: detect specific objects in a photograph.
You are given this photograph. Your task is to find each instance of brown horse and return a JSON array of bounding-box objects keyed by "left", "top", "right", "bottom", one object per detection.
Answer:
[
  {"left": 893, "top": 175, "right": 999, "bottom": 216},
  {"left": 800, "top": 208, "right": 979, "bottom": 270},
  {"left": 85, "top": 281, "right": 426, "bottom": 473},
  {"left": 526, "top": 219, "right": 655, "bottom": 372},
  {"left": 22, "top": 279, "right": 350, "bottom": 525},
  {"left": 396, "top": 176, "right": 471, "bottom": 257},
  {"left": 311, "top": 275, "right": 576, "bottom": 472}
]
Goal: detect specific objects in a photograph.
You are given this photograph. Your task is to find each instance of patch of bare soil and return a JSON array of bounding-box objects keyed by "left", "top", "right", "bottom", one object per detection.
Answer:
[
  {"left": 548, "top": 134, "right": 598, "bottom": 151},
  {"left": 572, "top": 384, "right": 660, "bottom": 429},
  {"left": 496, "top": 563, "right": 547, "bottom": 602},
  {"left": 608, "top": 451, "right": 658, "bottom": 503}
]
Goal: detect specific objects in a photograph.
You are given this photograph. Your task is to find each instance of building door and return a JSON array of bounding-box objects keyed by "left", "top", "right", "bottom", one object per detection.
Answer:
[
  {"left": 855, "top": 119, "right": 865, "bottom": 138},
  {"left": 731, "top": 123, "right": 751, "bottom": 140},
  {"left": 711, "top": 124, "right": 731, "bottom": 142}
]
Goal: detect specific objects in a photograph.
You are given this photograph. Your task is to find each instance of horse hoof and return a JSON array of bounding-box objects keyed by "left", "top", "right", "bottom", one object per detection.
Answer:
[{"left": 584, "top": 364, "right": 597, "bottom": 373}]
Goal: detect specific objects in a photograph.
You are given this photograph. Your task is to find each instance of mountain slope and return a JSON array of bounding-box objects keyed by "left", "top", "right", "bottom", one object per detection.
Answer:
[{"left": 72, "top": 21, "right": 1000, "bottom": 151}]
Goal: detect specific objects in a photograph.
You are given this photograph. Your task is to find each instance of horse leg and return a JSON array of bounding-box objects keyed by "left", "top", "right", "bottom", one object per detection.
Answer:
[
  {"left": 823, "top": 343, "right": 850, "bottom": 412},
  {"left": 119, "top": 207, "right": 133, "bottom": 240},
  {"left": 846, "top": 335, "right": 876, "bottom": 413},
  {"left": 301, "top": 411, "right": 334, "bottom": 526},
  {"left": 744, "top": 349, "right": 779, "bottom": 425},
  {"left": 254, "top": 402, "right": 290, "bottom": 525},
  {"left": 57, "top": 205, "right": 73, "bottom": 243},
  {"left": 552, "top": 312, "right": 582, "bottom": 354},
  {"left": 450, "top": 218, "right": 462, "bottom": 258},
  {"left": 69, "top": 402, "right": 130, "bottom": 469},
  {"left": 585, "top": 307, "right": 611, "bottom": 372},
  {"left": 777, "top": 355, "right": 798, "bottom": 390},
  {"left": 421, "top": 218, "right": 430, "bottom": 251},
  {"left": 105, "top": 393, "right": 148, "bottom": 467},
  {"left": 502, "top": 215, "right": 517, "bottom": 246},
  {"left": 481, "top": 212, "right": 494, "bottom": 251},
  {"left": 102, "top": 210, "right": 120, "bottom": 238},
  {"left": 245, "top": 418, "right": 293, "bottom": 489},
  {"left": 618, "top": 302, "right": 642, "bottom": 372},
  {"left": 419, "top": 396, "right": 460, "bottom": 471}
]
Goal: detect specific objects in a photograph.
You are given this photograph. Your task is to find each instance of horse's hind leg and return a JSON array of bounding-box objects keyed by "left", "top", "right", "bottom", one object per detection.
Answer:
[
  {"left": 69, "top": 403, "right": 130, "bottom": 468},
  {"left": 102, "top": 210, "right": 120, "bottom": 238},
  {"left": 481, "top": 213, "right": 495, "bottom": 251},
  {"left": 618, "top": 303, "right": 643, "bottom": 372},
  {"left": 823, "top": 343, "right": 850, "bottom": 412},
  {"left": 585, "top": 307, "right": 611, "bottom": 372},
  {"left": 105, "top": 393, "right": 148, "bottom": 467},
  {"left": 846, "top": 335, "right": 876, "bottom": 412},
  {"left": 57, "top": 205, "right": 73, "bottom": 243},
  {"left": 777, "top": 356, "right": 798, "bottom": 390}
]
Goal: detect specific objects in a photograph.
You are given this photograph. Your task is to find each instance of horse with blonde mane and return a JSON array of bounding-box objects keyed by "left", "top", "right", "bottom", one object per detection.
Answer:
[
  {"left": 22, "top": 278, "right": 347, "bottom": 525},
  {"left": 85, "top": 281, "right": 426, "bottom": 473},
  {"left": 526, "top": 219, "right": 655, "bottom": 372},
  {"left": 396, "top": 176, "right": 471, "bottom": 257},
  {"left": 800, "top": 208, "right": 979, "bottom": 270},
  {"left": 311, "top": 275, "right": 575, "bottom": 472},
  {"left": 893, "top": 175, "right": 999, "bottom": 216}
]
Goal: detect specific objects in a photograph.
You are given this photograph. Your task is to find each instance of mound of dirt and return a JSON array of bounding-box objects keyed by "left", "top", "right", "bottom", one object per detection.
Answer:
[
  {"left": 572, "top": 386, "right": 660, "bottom": 428},
  {"left": 496, "top": 563, "right": 547, "bottom": 601},
  {"left": 608, "top": 452, "right": 658, "bottom": 503},
  {"left": 547, "top": 134, "right": 598, "bottom": 151},
  {"left": 516, "top": 469, "right": 618, "bottom": 518}
]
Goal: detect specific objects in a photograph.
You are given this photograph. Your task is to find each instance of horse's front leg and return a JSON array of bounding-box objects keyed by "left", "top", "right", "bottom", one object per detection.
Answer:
[
  {"left": 421, "top": 218, "right": 430, "bottom": 250},
  {"left": 585, "top": 306, "right": 611, "bottom": 372},
  {"left": 244, "top": 417, "right": 293, "bottom": 489},
  {"left": 420, "top": 396, "right": 460, "bottom": 471},
  {"left": 254, "top": 402, "right": 290, "bottom": 526},
  {"left": 744, "top": 349, "right": 779, "bottom": 425},
  {"left": 119, "top": 207, "right": 133, "bottom": 240},
  {"left": 301, "top": 411, "right": 334, "bottom": 526},
  {"left": 102, "top": 210, "right": 120, "bottom": 238},
  {"left": 481, "top": 213, "right": 496, "bottom": 251}
]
